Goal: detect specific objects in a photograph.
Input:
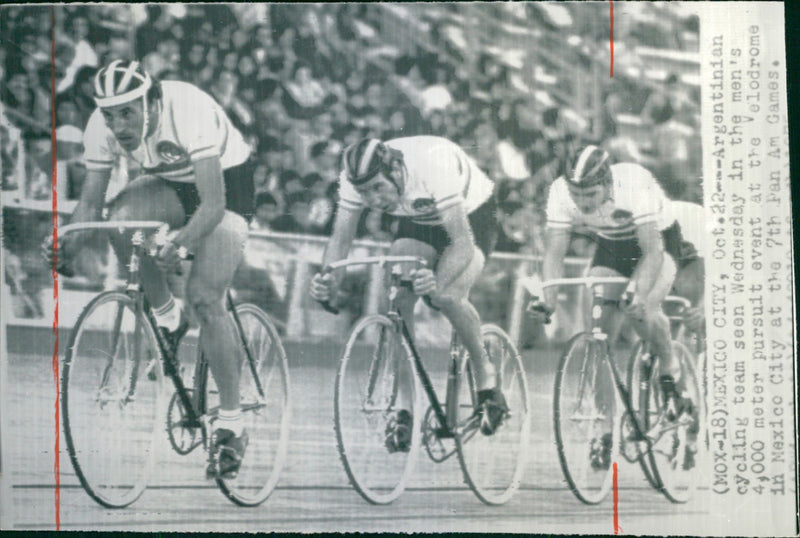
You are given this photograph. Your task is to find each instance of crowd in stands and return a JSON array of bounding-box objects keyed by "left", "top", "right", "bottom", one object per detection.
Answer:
[{"left": 1, "top": 4, "right": 701, "bottom": 320}]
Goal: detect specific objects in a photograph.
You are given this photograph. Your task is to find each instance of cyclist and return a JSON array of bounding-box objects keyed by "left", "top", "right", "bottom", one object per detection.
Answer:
[
  {"left": 531, "top": 145, "right": 698, "bottom": 469},
  {"left": 47, "top": 60, "right": 253, "bottom": 478},
  {"left": 309, "top": 136, "right": 506, "bottom": 447}
]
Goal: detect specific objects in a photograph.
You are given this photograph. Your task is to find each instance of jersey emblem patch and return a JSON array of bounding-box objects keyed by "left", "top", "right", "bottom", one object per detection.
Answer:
[
  {"left": 412, "top": 197, "right": 437, "bottom": 214},
  {"left": 156, "top": 140, "right": 188, "bottom": 163},
  {"left": 611, "top": 208, "right": 633, "bottom": 223}
]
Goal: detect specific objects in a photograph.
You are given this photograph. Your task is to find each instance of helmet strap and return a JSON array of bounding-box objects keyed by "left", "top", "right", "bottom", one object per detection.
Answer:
[{"left": 140, "top": 93, "right": 149, "bottom": 149}]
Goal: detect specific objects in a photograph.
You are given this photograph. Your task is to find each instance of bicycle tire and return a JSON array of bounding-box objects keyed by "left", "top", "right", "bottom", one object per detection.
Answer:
[
  {"left": 642, "top": 340, "right": 706, "bottom": 503},
  {"left": 456, "top": 324, "right": 530, "bottom": 505},
  {"left": 334, "top": 314, "right": 421, "bottom": 504},
  {"left": 210, "top": 303, "right": 291, "bottom": 507},
  {"left": 553, "top": 332, "right": 619, "bottom": 504},
  {"left": 62, "top": 291, "right": 162, "bottom": 508}
]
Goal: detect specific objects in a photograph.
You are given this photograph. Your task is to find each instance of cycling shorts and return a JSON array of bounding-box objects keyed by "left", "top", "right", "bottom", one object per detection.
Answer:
[
  {"left": 591, "top": 221, "right": 699, "bottom": 278},
  {"left": 395, "top": 197, "right": 498, "bottom": 264},
  {"left": 164, "top": 159, "right": 256, "bottom": 224}
]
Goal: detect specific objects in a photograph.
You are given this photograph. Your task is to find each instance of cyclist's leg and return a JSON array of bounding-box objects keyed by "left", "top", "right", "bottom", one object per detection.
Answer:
[
  {"left": 106, "top": 175, "right": 185, "bottom": 313},
  {"left": 629, "top": 254, "right": 677, "bottom": 380},
  {"left": 185, "top": 211, "right": 248, "bottom": 413},
  {"left": 429, "top": 245, "right": 490, "bottom": 390},
  {"left": 672, "top": 257, "right": 705, "bottom": 335}
]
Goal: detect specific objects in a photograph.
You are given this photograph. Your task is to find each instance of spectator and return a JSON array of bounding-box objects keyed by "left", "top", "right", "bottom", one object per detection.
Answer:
[
  {"left": 208, "top": 70, "right": 256, "bottom": 141},
  {"left": 270, "top": 190, "right": 312, "bottom": 233},
  {"left": 281, "top": 61, "right": 331, "bottom": 119},
  {"left": 304, "top": 173, "right": 335, "bottom": 234},
  {"left": 54, "top": 124, "right": 86, "bottom": 205},
  {"left": 59, "top": 12, "right": 99, "bottom": 92},
  {"left": 251, "top": 192, "right": 282, "bottom": 232}
]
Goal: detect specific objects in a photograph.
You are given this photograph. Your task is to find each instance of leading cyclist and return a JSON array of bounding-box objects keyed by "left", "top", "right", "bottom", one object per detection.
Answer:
[
  {"left": 309, "top": 136, "right": 507, "bottom": 447},
  {"left": 48, "top": 60, "right": 253, "bottom": 478},
  {"left": 531, "top": 145, "right": 699, "bottom": 469}
]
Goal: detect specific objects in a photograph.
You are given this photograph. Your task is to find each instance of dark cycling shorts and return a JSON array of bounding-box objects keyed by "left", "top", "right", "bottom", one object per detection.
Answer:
[
  {"left": 591, "top": 221, "right": 699, "bottom": 278},
  {"left": 164, "top": 159, "right": 255, "bottom": 224},
  {"left": 395, "top": 197, "right": 498, "bottom": 264}
]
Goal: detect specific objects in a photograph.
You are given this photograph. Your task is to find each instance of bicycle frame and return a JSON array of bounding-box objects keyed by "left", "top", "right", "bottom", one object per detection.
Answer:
[
  {"left": 60, "top": 220, "right": 264, "bottom": 436},
  {"left": 327, "top": 256, "right": 470, "bottom": 439},
  {"left": 530, "top": 276, "right": 656, "bottom": 448}
]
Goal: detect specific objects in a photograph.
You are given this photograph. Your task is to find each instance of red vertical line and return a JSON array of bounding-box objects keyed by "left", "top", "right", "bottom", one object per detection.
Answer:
[
  {"left": 609, "top": 1, "right": 615, "bottom": 77},
  {"left": 49, "top": 5, "right": 61, "bottom": 530},
  {"left": 612, "top": 461, "right": 620, "bottom": 534}
]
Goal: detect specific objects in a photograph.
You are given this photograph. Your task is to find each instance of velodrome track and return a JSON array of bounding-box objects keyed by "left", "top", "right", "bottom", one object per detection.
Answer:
[{"left": 4, "top": 337, "right": 716, "bottom": 533}]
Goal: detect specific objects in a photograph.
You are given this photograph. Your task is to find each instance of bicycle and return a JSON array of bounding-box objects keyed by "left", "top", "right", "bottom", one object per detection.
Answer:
[
  {"left": 522, "top": 276, "right": 705, "bottom": 505},
  {"left": 321, "top": 255, "right": 530, "bottom": 505},
  {"left": 59, "top": 220, "right": 290, "bottom": 508}
]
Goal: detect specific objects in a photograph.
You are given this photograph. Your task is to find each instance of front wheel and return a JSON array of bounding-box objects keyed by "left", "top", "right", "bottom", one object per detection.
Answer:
[
  {"left": 210, "top": 304, "right": 291, "bottom": 507},
  {"left": 456, "top": 324, "right": 531, "bottom": 505},
  {"left": 62, "top": 291, "right": 162, "bottom": 508},
  {"left": 553, "top": 333, "right": 619, "bottom": 504},
  {"left": 334, "top": 315, "right": 421, "bottom": 504}
]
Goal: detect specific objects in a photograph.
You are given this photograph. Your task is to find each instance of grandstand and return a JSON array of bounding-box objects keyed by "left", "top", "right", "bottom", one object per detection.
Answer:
[{"left": 1, "top": 3, "right": 700, "bottom": 340}]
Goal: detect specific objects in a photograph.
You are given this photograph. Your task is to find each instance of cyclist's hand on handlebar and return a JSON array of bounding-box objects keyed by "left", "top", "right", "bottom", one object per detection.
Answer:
[
  {"left": 310, "top": 272, "right": 337, "bottom": 303},
  {"left": 41, "top": 234, "right": 76, "bottom": 277},
  {"left": 155, "top": 240, "right": 184, "bottom": 273},
  {"left": 526, "top": 299, "right": 554, "bottom": 324},
  {"left": 409, "top": 268, "right": 436, "bottom": 296}
]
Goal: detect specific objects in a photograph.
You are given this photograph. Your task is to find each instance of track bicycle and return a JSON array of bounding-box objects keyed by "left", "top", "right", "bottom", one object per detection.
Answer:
[
  {"left": 322, "top": 255, "right": 530, "bottom": 505},
  {"left": 523, "top": 276, "right": 706, "bottom": 504},
  {"left": 60, "top": 220, "right": 290, "bottom": 508}
]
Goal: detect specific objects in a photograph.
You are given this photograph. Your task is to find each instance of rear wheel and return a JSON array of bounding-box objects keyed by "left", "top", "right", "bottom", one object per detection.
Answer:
[
  {"left": 456, "top": 324, "right": 530, "bottom": 505},
  {"left": 642, "top": 341, "right": 705, "bottom": 503},
  {"left": 334, "top": 315, "right": 420, "bottom": 504},
  {"left": 210, "top": 304, "right": 291, "bottom": 506},
  {"left": 553, "top": 333, "right": 618, "bottom": 504},
  {"left": 62, "top": 291, "right": 162, "bottom": 508}
]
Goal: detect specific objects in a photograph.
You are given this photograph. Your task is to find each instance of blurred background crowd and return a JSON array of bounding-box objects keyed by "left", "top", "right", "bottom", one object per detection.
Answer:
[{"left": 1, "top": 3, "right": 701, "bottom": 322}]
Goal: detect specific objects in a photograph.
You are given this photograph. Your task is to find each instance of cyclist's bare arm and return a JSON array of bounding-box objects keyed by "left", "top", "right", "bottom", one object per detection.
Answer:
[
  {"left": 542, "top": 226, "right": 571, "bottom": 308},
  {"left": 436, "top": 203, "right": 475, "bottom": 292},
  {"left": 633, "top": 221, "right": 666, "bottom": 303},
  {"left": 322, "top": 204, "right": 362, "bottom": 282},
  {"left": 172, "top": 156, "right": 226, "bottom": 249},
  {"left": 70, "top": 168, "right": 113, "bottom": 223}
]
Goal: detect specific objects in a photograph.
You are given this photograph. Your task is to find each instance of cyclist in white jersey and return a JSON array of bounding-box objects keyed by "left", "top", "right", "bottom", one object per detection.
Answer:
[
  {"left": 309, "top": 136, "right": 507, "bottom": 444},
  {"left": 531, "top": 145, "right": 696, "bottom": 468},
  {"left": 48, "top": 61, "right": 252, "bottom": 478}
]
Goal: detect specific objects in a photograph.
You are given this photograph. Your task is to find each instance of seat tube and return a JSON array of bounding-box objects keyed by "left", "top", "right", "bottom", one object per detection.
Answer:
[
  {"left": 590, "top": 285, "right": 607, "bottom": 341},
  {"left": 445, "top": 329, "right": 461, "bottom": 429}
]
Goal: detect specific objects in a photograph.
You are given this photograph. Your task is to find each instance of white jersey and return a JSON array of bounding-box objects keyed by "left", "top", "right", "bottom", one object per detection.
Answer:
[
  {"left": 663, "top": 200, "right": 706, "bottom": 258},
  {"left": 338, "top": 136, "right": 494, "bottom": 225},
  {"left": 83, "top": 80, "right": 251, "bottom": 182},
  {"left": 546, "top": 162, "right": 672, "bottom": 240}
]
